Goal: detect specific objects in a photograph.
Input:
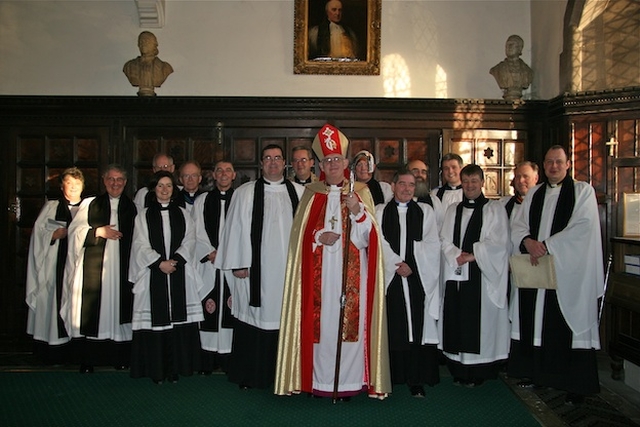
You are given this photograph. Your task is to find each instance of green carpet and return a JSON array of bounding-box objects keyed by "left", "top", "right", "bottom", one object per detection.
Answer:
[{"left": 0, "top": 372, "right": 539, "bottom": 426}]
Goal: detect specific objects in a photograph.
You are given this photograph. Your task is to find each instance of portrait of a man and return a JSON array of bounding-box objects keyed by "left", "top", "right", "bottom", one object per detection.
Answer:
[{"left": 307, "top": 0, "right": 367, "bottom": 61}]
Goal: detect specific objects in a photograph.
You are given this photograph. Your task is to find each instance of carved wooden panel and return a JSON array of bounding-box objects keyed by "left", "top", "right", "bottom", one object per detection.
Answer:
[
  {"left": 232, "top": 138, "right": 257, "bottom": 164},
  {"left": 443, "top": 130, "right": 527, "bottom": 198},
  {"left": 618, "top": 119, "right": 639, "bottom": 158},
  {"left": 349, "top": 138, "right": 374, "bottom": 158},
  {"left": 129, "top": 128, "right": 229, "bottom": 193},
  {"left": 406, "top": 139, "right": 428, "bottom": 164},
  {"left": 572, "top": 122, "right": 590, "bottom": 183}
]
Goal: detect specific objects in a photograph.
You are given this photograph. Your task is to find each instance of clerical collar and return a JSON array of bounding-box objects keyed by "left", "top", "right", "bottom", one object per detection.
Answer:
[
  {"left": 462, "top": 194, "right": 487, "bottom": 208},
  {"left": 395, "top": 200, "right": 409, "bottom": 207},
  {"left": 447, "top": 184, "right": 463, "bottom": 190},
  {"left": 263, "top": 177, "right": 284, "bottom": 185},
  {"left": 68, "top": 201, "right": 81, "bottom": 207},
  {"left": 515, "top": 194, "right": 523, "bottom": 204},
  {"left": 547, "top": 182, "right": 561, "bottom": 188},
  {"left": 159, "top": 203, "right": 170, "bottom": 211},
  {"left": 295, "top": 176, "right": 312, "bottom": 185}
]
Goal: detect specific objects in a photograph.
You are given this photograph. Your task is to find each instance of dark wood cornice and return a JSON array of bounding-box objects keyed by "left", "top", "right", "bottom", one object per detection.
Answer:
[
  {"left": 548, "top": 86, "right": 640, "bottom": 117},
  {"left": 0, "top": 96, "right": 549, "bottom": 133}
]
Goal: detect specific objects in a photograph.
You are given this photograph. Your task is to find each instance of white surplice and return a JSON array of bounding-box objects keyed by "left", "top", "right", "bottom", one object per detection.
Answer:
[
  {"left": 214, "top": 179, "right": 304, "bottom": 330},
  {"left": 509, "top": 181, "right": 603, "bottom": 349},
  {"left": 26, "top": 200, "right": 81, "bottom": 345},
  {"left": 192, "top": 191, "right": 233, "bottom": 353},
  {"left": 128, "top": 205, "right": 204, "bottom": 331},
  {"left": 376, "top": 201, "right": 441, "bottom": 345},
  {"left": 62, "top": 196, "right": 132, "bottom": 342},
  {"left": 438, "top": 199, "right": 511, "bottom": 365},
  {"left": 430, "top": 186, "right": 463, "bottom": 213}
]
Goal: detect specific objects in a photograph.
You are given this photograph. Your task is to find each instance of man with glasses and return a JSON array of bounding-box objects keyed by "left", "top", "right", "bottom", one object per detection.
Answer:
[
  {"left": 62, "top": 164, "right": 137, "bottom": 373},
  {"left": 289, "top": 145, "right": 318, "bottom": 185},
  {"left": 276, "top": 124, "right": 390, "bottom": 400},
  {"left": 215, "top": 145, "right": 304, "bottom": 390},
  {"left": 134, "top": 153, "right": 177, "bottom": 211},
  {"left": 408, "top": 159, "right": 443, "bottom": 229},
  {"left": 177, "top": 160, "right": 204, "bottom": 211}
]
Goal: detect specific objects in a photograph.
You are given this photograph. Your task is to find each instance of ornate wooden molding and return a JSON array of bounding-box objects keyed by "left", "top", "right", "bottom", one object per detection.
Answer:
[
  {"left": 0, "top": 96, "right": 545, "bottom": 131},
  {"left": 136, "top": 0, "right": 165, "bottom": 28},
  {"left": 549, "top": 86, "right": 640, "bottom": 116}
]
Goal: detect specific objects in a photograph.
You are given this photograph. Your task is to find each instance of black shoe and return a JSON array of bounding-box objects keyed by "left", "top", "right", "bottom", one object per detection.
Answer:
[
  {"left": 517, "top": 379, "right": 535, "bottom": 388},
  {"left": 239, "top": 384, "right": 251, "bottom": 391},
  {"left": 114, "top": 365, "right": 129, "bottom": 371},
  {"left": 336, "top": 397, "right": 351, "bottom": 402},
  {"left": 409, "top": 385, "right": 425, "bottom": 398},
  {"left": 565, "top": 393, "right": 585, "bottom": 405},
  {"left": 153, "top": 379, "right": 163, "bottom": 385},
  {"left": 79, "top": 364, "right": 94, "bottom": 374},
  {"left": 465, "top": 379, "right": 484, "bottom": 388},
  {"left": 168, "top": 375, "right": 179, "bottom": 384},
  {"left": 452, "top": 377, "right": 464, "bottom": 386},
  {"left": 198, "top": 370, "right": 212, "bottom": 376}
]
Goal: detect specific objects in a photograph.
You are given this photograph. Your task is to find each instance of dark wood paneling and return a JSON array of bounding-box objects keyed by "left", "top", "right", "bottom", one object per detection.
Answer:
[{"left": 0, "top": 91, "right": 639, "bottom": 353}]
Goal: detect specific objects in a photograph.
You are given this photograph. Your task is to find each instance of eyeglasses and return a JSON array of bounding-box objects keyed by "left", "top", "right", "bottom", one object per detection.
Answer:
[
  {"left": 322, "top": 156, "right": 344, "bottom": 164},
  {"left": 155, "top": 164, "right": 173, "bottom": 170},
  {"left": 105, "top": 177, "right": 126, "bottom": 183},
  {"left": 292, "top": 158, "right": 310, "bottom": 164},
  {"left": 262, "top": 155, "right": 284, "bottom": 162},
  {"left": 181, "top": 173, "right": 200, "bottom": 179},
  {"left": 411, "top": 168, "right": 428, "bottom": 175}
]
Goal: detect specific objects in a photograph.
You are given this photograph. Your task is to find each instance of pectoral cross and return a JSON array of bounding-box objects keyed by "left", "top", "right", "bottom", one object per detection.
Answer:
[{"left": 329, "top": 216, "right": 338, "bottom": 230}]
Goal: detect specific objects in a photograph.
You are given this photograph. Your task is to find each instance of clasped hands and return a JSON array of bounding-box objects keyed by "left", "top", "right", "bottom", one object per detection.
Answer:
[
  {"left": 456, "top": 252, "right": 475, "bottom": 266},
  {"left": 523, "top": 238, "right": 547, "bottom": 266},
  {"left": 159, "top": 259, "right": 178, "bottom": 274},
  {"left": 395, "top": 261, "right": 412, "bottom": 278}
]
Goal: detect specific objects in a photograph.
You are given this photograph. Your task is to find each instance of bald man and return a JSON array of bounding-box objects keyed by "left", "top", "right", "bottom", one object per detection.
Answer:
[{"left": 408, "top": 159, "right": 443, "bottom": 229}]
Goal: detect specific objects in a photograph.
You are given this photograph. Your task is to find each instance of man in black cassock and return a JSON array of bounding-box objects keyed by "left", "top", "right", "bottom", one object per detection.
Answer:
[
  {"left": 62, "top": 164, "right": 137, "bottom": 372},
  {"left": 438, "top": 164, "right": 510, "bottom": 387},
  {"left": 376, "top": 168, "right": 441, "bottom": 398},
  {"left": 193, "top": 161, "right": 237, "bottom": 374}
]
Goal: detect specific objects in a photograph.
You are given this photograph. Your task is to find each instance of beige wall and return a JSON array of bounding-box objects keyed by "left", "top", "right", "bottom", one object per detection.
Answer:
[
  {"left": 0, "top": 0, "right": 561, "bottom": 99},
  {"left": 530, "top": 0, "right": 566, "bottom": 99}
]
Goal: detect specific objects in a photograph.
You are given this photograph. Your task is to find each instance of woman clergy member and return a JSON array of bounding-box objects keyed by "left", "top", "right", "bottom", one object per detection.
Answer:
[
  {"left": 26, "top": 167, "right": 86, "bottom": 363},
  {"left": 129, "top": 171, "right": 204, "bottom": 384}
]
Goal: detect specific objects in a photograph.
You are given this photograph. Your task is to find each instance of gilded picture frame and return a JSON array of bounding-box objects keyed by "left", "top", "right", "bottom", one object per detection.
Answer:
[{"left": 294, "top": 0, "right": 381, "bottom": 75}]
